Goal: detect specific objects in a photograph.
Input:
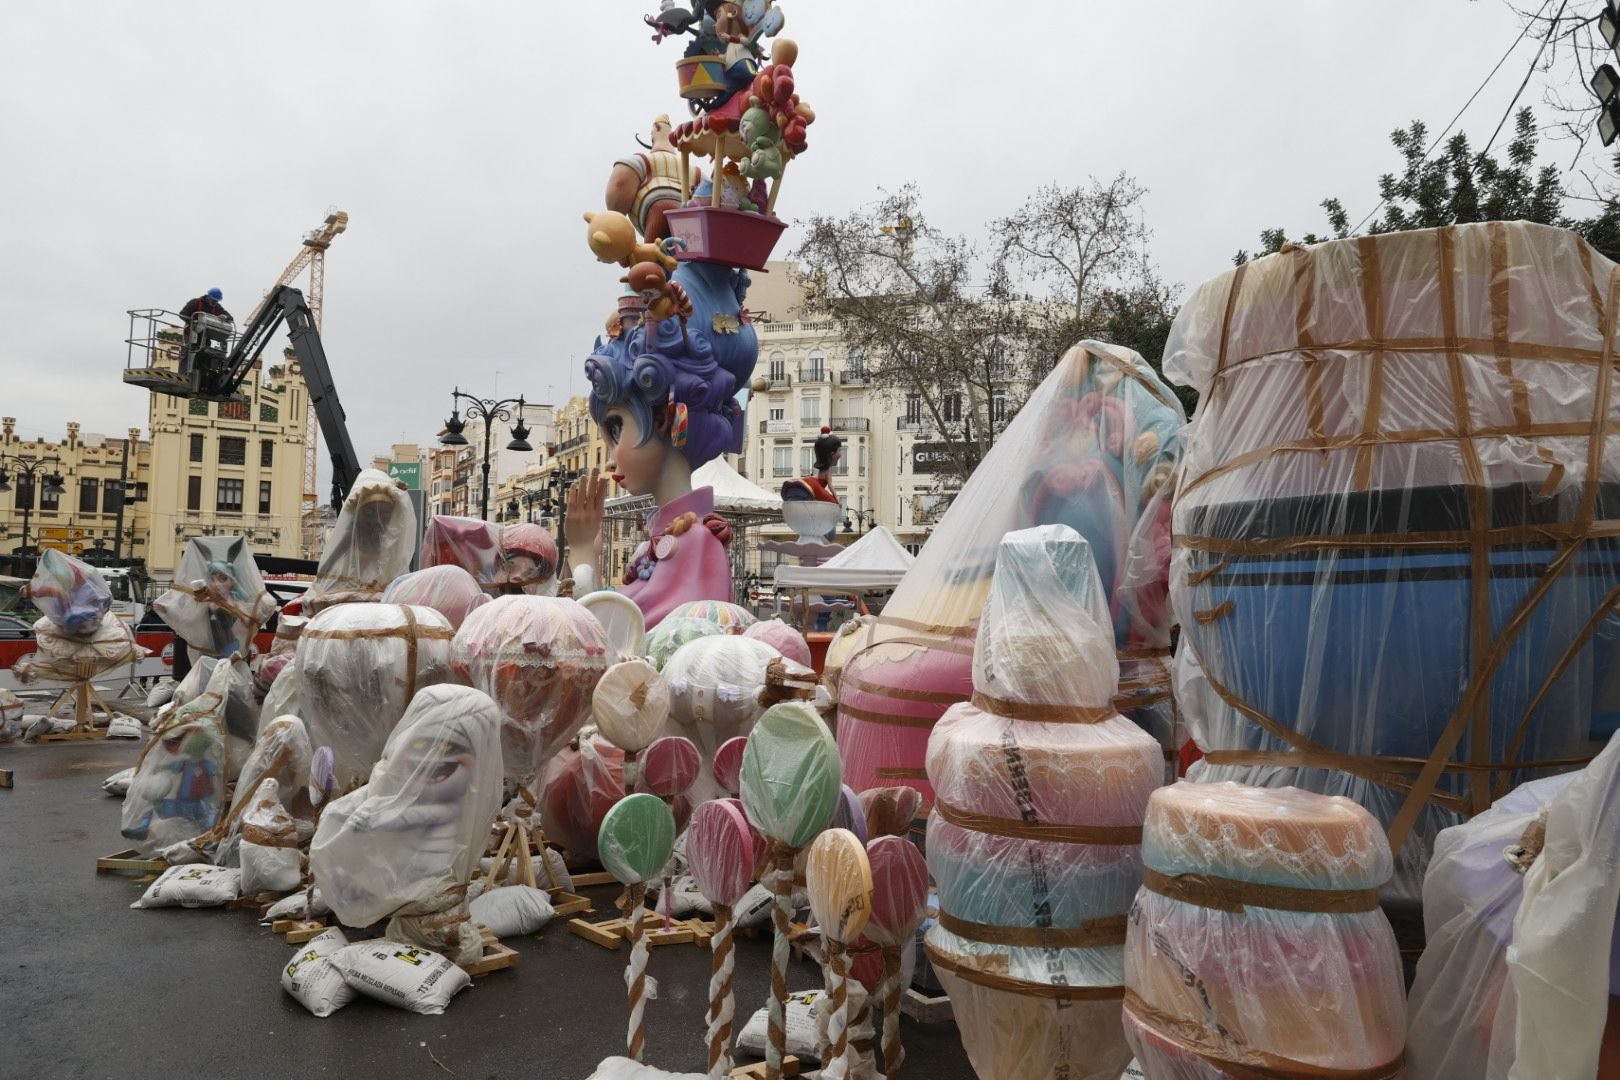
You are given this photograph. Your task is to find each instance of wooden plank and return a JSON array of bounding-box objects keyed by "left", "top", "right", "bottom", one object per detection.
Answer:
[
  {"left": 548, "top": 890, "right": 594, "bottom": 918},
  {"left": 0, "top": 768, "right": 12, "bottom": 789},
  {"left": 40, "top": 729, "right": 108, "bottom": 743},
  {"left": 96, "top": 849, "right": 168, "bottom": 876},
  {"left": 728, "top": 1056, "right": 800, "bottom": 1078},
  {"left": 281, "top": 920, "right": 330, "bottom": 944},
  {"left": 569, "top": 870, "right": 618, "bottom": 888},
  {"left": 568, "top": 917, "right": 627, "bottom": 950},
  {"left": 462, "top": 939, "right": 520, "bottom": 976},
  {"left": 901, "top": 985, "right": 953, "bottom": 1024}
]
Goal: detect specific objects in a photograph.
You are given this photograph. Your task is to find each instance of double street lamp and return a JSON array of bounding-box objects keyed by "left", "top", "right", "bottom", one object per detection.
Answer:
[
  {"left": 439, "top": 388, "right": 533, "bottom": 522},
  {"left": 0, "top": 453, "right": 66, "bottom": 557}
]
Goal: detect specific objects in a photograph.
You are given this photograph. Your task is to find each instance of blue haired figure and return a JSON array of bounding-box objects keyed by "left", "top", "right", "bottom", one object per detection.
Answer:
[{"left": 565, "top": 261, "right": 757, "bottom": 629}]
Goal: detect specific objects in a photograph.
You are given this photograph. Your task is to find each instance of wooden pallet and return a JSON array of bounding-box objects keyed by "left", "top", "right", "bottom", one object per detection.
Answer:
[
  {"left": 568, "top": 870, "right": 618, "bottom": 888},
  {"left": 566, "top": 911, "right": 701, "bottom": 950},
  {"left": 462, "top": 925, "right": 520, "bottom": 976},
  {"left": 728, "top": 1056, "right": 800, "bottom": 1078},
  {"left": 548, "top": 889, "right": 594, "bottom": 918},
  {"left": 901, "top": 985, "right": 953, "bottom": 1024},
  {"left": 95, "top": 849, "right": 168, "bottom": 876},
  {"left": 274, "top": 918, "right": 330, "bottom": 944}
]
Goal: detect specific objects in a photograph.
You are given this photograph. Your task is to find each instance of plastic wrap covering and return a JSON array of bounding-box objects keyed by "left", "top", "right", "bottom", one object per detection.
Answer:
[
  {"left": 579, "top": 591, "right": 647, "bottom": 659},
  {"left": 840, "top": 341, "right": 1185, "bottom": 807},
  {"left": 593, "top": 658, "right": 669, "bottom": 755},
  {"left": 452, "top": 595, "right": 615, "bottom": 785},
  {"left": 423, "top": 515, "right": 505, "bottom": 591},
  {"left": 29, "top": 549, "right": 111, "bottom": 637},
  {"left": 269, "top": 613, "right": 305, "bottom": 658},
  {"left": 924, "top": 525, "right": 1160, "bottom": 1080},
  {"left": 500, "top": 522, "right": 559, "bottom": 594},
  {"left": 240, "top": 777, "right": 303, "bottom": 894},
  {"left": 666, "top": 599, "right": 756, "bottom": 633},
  {"left": 858, "top": 787, "right": 921, "bottom": 840},
  {"left": 645, "top": 615, "right": 726, "bottom": 670},
  {"left": 599, "top": 791, "right": 678, "bottom": 886},
  {"left": 173, "top": 657, "right": 259, "bottom": 771},
  {"left": 741, "top": 617, "right": 812, "bottom": 668},
  {"left": 1166, "top": 222, "right": 1620, "bottom": 901},
  {"left": 229, "top": 716, "right": 314, "bottom": 831},
  {"left": 13, "top": 613, "right": 145, "bottom": 683},
  {"left": 1122, "top": 781, "right": 1406, "bottom": 1079},
  {"left": 540, "top": 733, "right": 626, "bottom": 861},
  {"left": 299, "top": 604, "right": 456, "bottom": 786},
  {"left": 664, "top": 635, "right": 817, "bottom": 803},
  {"left": 306, "top": 469, "right": 416, "bottom": 614},
  {"left": 310, "top": 686, "right": 504, "bottom": 964},
  {"left": 260, "top": 657, "right": 303, "bottom": 730},
  {"left": 821, "top": 615, "right": 872, "bottom": 706},
  {"left": 120, "top": 699, "right": 229, "bottom": 856},
  {"left": 740, "top": 701, "right": 843, "bottom": 850},
  {"left": 382, "top": 566, "right": 490, "bottom": 630},
  {"left": 253, "top": 652, "right": 293, "bottom": 704},
  {"left": 153, "top": 536, "right": 277, "bottom": 656}
]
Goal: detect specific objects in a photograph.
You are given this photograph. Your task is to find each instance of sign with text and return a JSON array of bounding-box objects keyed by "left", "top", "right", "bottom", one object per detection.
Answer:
[
  {"left": 387, "top": 461, "right": 421, "bottom": 489},
  {"left": 910, "top": 441, "right": 975, "bottom": 474}
]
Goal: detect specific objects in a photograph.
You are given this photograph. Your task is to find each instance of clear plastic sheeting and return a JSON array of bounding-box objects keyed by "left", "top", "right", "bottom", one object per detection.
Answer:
[
  {"left": 173, "top": 657, "right": 258, "bottom": 774},
  {"left": 840, "top": 342, "right": 1185, "bottom": 806},
  {"left": 821, "top": 615, "right": 872, "bottom": 706},
  {"left": 540, "top": 733, "right": 626, "bottom": 861},
  {"left": 14, "top": 612, "right": 145, "bottom": 683},
  {"left": 500, "top": 522, "right": 559, "bottom": 595},
  {"left": 298, "top": 604, "right": 456, "bottom": 786},
  {"left": 1123, "top": 782, "right": 1406, "bottom": 1078},
  {"left": 240, "top": 777, "right": 303, "bottom": 895},
  {"left": 592, "top": 659, "right": 670, "bottom": 755},
  {"left": 259, "top": 657, "right": 303, "bottom": 731},
  {"left": 925, "top": 526, "right": 1160, "bottom": 1080},
  {"left": 645, "top": 615, "right": 727, "bottom": 670},
  {"left": 452, "top": 595, "right": 615, "bottom": 785},
  {"left": 310, "top": 686, "right": 504, "bottom": 964},
  {"left": 120, "top": 701, "right": 229, "bottom": 856},
  {"left": 1165, "top": 222, "right": 1620, "bottom": 900},
  {"left": 153, "top": 536, "right": 277, "bottom": 656},
  {"left": 1405, "top": 771, "right": 1576, "bottom": 1078},
  {"left": 29, "top": 549, "right": 111, "bottom": 637},
  {"left": 230, "top": 716, "right": 314, "bottom": 832},
  {"left": 664, "top": 635, "right": 816, "bottom": 803},
  {"left": 742, "top": 617, "right": 812, "bottom": 668},
  {"left": 423, "top": 515, "right": 506, "bottom": 592},
  {"left": 306, "top": 469, "right": 417, "bottom": 614},
  {"left": 382, "top": 565, "right": 491, "bottom": 630}
]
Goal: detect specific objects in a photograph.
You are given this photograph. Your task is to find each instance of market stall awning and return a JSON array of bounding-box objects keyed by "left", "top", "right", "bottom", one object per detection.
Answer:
[
  {"left": 773, "top": 526, "right": 914, "bottom": 590},
  {"left": 605, "top": 457, "right": 783, "bottom": 519}
]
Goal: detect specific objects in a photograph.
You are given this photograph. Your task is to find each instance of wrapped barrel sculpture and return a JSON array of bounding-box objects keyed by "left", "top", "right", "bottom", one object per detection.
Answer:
[
  {"left": 839, "top": 342, "right": 1184, "bottom": 808},
  {"left": 924, "top": 525, "right": 1162, "bottom": 1080},
  {"left": 1165, "top": 222, "right": 1620, "bottom": 898},
  {"left": 1122, "top": 782, "right": 1407, "bottom": 1078}
]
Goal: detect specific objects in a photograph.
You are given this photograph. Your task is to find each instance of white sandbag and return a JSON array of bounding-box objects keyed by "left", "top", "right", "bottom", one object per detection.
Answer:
[
  {"left": 144, "top": 680, "right": 176, "bottom": 709},
  {"left": 648, "top": 874, "right": 713, "bottom": 917},
  {"left": 263, "top": 888, "right": 329, "bottom": 923},
  {"left": 22, "top": 714, "right": 75, "bottom": 741},
  {"left": 106, "top": 714, "right": 143, "bottom": 739},
  {"left": 0, "top": 687, "right": 24, "bottom": 733},
  {"left": 240, "top": 777, "right": 304, "bottom": 895},
  {"left": 736, "top": 986, "right": 873, "bottom": 1064},
  {"left": 131, "top": 864, "right": 241, "bottom": 909},
  {"left": 101, "top": 767, "right": 135, "bottom": 797},
  {"left": 478, "top": 848, "right": 573, "bottom": 892},
  {"left": 334, "top": 939, "right": 471, "bottom": 1015},
  {"left": 585, "top": 1059, "right": 704, "bottom": 1080},
  {"left": 733, "top": 882, "right": 776, "bottom": 929},
  {"left": 281, "top": 927, "right": 356, "bottom": 1018},
  {"left": 468, "top": 885, "right": 555, "bottom": 938}
]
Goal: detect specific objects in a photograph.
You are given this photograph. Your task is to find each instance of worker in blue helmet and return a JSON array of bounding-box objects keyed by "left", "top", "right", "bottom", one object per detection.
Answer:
[{"left": 180, "top": 287, "right": 232, "bottom": 324}]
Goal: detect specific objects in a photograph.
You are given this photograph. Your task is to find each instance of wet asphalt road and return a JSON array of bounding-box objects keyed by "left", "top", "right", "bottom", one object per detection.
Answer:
[{"left": 1, "top": 739, "right": 977, "bottom": 1080}]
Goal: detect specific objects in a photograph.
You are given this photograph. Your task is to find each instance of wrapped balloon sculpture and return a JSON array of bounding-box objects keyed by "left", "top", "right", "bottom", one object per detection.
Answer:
[
  {"left": 310, "top": 685, "right": 504, "bottom": 964},
  {"left": 804, "top": 829, "right": 872, "bottom": 1080},
  {"left": 424, "top": 515, "right": 506, "bottom": 592},
  {"left": 1122, "top": 782, "right": 1407, "bottom": 1078},
  {"left": 594, "top": 657, "right": 672, "bottom": 792},
  {"left": 382, "top": 565, "right": 491, "bottom": 630},
  {"left": 153, "top": 536, "right": 278, "bottom": 657},
  {"left": 120, "top": 698, "right": 230, "bottom": 856},
  {"left": 839, "top": 342, "right": 1184, "bottom": 808},
  {"left": 686, "top": 798, "right": 759, "bottom": 1078},
  {"left": 298, "top": 604, "right": 456, "bottom": 786},
  {"left": 305, "top": 469, "right": 416, "bottom": 614},
  {"left": 925, "top": 525, "right": 1162, "bottom": 1080},
  {"left": 500, "top": 522, "right": 560, "bottom": 595},
  {"left": 541, "top": 733, "right": 627, "bottom": 862},
  {"left": 855, "top": 835, "right": 928, "bottom": 1078},
  {"left": 598, "top": 793, "right": 679, "bottom": 1064},
  {"left": 645, "top": 615, "right": 727, "bottom": 670},
  {"left": 666, "top": 599, "right": 755, "bottom": 633},
  {"left": 1165, "top": 222, "right": 1620, "bottom": 900},
  {"left": 453, "top": 595, "right": 615, "bottom": 786},
  {"left": 742, "top": 617, "right": 811, "bottom": 668},
  {"left": 29, "top": 549, "right": 111, "bottom": 637},
  {"left": 663, "top": 634, "right": 817, "bottom": 802}
]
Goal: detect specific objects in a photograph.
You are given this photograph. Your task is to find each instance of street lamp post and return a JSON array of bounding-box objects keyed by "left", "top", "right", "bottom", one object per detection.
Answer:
[
  {"left": 842, "top": 504, "right": 876, "bottom": 538},
  {"left": 548, "top": 469, "right": 579, "bottom": 573},
  {"left": 439, "top": 388, "right": 533, "bottom": 522},
  {"left": 0, "top": 453, "right": 66, "bottom": 557}
]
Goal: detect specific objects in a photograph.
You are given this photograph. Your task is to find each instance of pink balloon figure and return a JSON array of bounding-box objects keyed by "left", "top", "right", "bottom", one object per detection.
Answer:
[
  {"left": 712, "top": 735, "right": 748, "bottom": 797},
  {"left": 641, "top": 735, "right": 701, "bottom": 800},
  {"left": 859, "top": 836, "right": 929, "bottom": 1078},
  {"left": 688, "top": 798, "right": 758, "bottom": 1079}
]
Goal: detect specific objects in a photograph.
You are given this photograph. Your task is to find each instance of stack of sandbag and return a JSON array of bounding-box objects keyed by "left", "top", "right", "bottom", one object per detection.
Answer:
[
  {"left": 298, "top": 603, "right": 455, "bottom": 786},
  {"left": 152, "top": 537, "right": 277, "bottom": 659},
  {"left": 925, "top": 525, "right": 1163, "bottom": 1080},
  {"left": 304, "top": 469, "right": 416, "bottom": 614},
  {"left": 14, "top": 550, "right": 147, "bottom": 684},
  {"left": 1123, "top": 782, "right": 1406, "bottom": 1078},
  {"left": 310, "top": 686, "right": 504, "bottom": 964}
]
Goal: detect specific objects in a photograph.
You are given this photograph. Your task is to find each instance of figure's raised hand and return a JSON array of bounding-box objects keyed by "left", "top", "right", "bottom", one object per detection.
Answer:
[{"left": 565, "top": 470, "right": 606, "bottom": 568}]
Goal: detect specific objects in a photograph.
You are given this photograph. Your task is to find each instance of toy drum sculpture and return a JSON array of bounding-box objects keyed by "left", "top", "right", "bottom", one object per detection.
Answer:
[
  {"left": 1123, "top": 781, "right": 1407, "bottom": 1078},
  {"left": 676, "top": 55, "right": 728, "bottom": 100}
]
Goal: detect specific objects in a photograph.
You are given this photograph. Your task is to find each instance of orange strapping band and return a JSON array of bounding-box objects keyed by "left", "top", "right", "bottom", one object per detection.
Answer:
[
  {"left": 969, "top": 691, "right": 1114, "bottom": 724},
  {"left": 1143, "top": 868, "right": 1380, "bottom": 915},
  {"left": 937, "top": 910, "right": 1127, "bottom": 949},
  {"left": 924, "top": 941, "right": 1125, "bottom": 1002},
  {"left": 838, "top": 703, "right": 943, "bottom": 730},
  {"left": 934, "top": 799, "right": 1142, "bottom": 845},
  {"left": 840, "top": 673, "right": 966, "bottom": 705}
]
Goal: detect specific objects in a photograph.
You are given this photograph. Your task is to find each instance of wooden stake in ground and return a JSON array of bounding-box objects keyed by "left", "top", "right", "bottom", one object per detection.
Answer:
[
  {"left": 804, "top": 829, "right": 872, "bottom": 1080},
  {"left": 687, "top": 798, "right": 759, "bottom": 1078},
  {"left": 860, "top": 835, "right": 929, "bottom": 1078},
  {"left": 738, "top": 703, "right": 843, "bottom": 1080},
  {"left": 597, "top": 792, "right": 677, "bottom": 1064}
]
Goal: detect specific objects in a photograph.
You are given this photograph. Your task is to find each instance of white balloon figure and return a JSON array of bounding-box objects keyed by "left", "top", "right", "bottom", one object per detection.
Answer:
[{"left": 310, "top": 684, "right": 503, "bottom": 964}]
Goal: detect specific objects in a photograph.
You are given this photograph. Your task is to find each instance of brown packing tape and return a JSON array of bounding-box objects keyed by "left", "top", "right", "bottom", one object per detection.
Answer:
[
  {"left": 1142, "top": 868, "right": 1381, "bottom": 915},
  {"left": 933, "top": 799, "right": 1142, "bottom": 845},
  {"left": 1192, "top": 600, "right": 1234, "bottom": 625},
  {"left": 937, "top": 910, "right": 1127, "bottom": 949},
  {"left": 838, "top": 703, "right": 941, "bottom": 730},
  {"left": 968, "top": 692, "right": 1114, "bottom": 724},
  {"left": 1123, "top": 991, "right": 1404, "bottom": 1080},
  {"left": 873, "top": 615, "right": 975, "bottom": 641},
  {"left": 873, "top": 767, "right": 928, "bottom": 781},
  {"left": 1352, "top": 236, "right": 1387, "bottom": 491},
  {"left": 1217, "top": 334, "right": 1614, "bottom": 373},
  {"left": 300, "top": 624, "right": 455, "bottom": 642},
  {"left": 1176, "top": 517, "right": 1620, "bottom": 555},
  {"left": 840, "top": 673, "right": 965, "bottom": 705},
  {"left": 924, "top": 940, "right": 1125, "bottom": 1003}
]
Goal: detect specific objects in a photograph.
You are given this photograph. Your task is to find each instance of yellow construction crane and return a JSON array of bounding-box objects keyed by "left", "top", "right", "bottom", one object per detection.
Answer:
[{"left": 244, "top": 210, "right": 349, "bottom": 508}]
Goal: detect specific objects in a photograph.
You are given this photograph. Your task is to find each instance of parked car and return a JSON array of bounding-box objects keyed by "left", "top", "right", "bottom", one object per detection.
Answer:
[{"left": 0, "top": 615, "right": 35, "bottom": 641}]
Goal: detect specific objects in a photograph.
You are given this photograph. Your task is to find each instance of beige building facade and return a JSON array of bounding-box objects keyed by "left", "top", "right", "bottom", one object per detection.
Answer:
[{"left": 0, "top": 418, "right": 151, "bottom": 564}]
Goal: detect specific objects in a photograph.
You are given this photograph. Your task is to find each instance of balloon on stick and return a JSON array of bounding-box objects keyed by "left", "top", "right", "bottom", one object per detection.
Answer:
[
  {"left": 805, "top": 828, "right": 873, "bottom": 1080},
  {"left": 597, "top": 793, "right": 677, "bottom": 1063},
  {"left": 712, "top": 735, "right": 748, "bottom": 797},
  {"left": 593, "top": 658, "right": 669, "bottom": 792},
  {"left": 738, "top": 702, "right": 842, "bottom": 1080},
  {"left": 860, "top": 835, "right": 929, "bottom": 1078},
  {"left": 641, "top": 734, "right": 700, "bottom": 929},
  {"left": 686, "top": 798, "right": 758, "bottom": 1079}
]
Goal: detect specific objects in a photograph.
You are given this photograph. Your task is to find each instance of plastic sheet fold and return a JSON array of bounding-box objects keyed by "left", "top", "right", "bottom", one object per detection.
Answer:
[
  {"left": 306, "top": 470, "right": 416, "bottom": 613},
  {"left": 153, "top": 536, "right": 277, "bottom": 656}
]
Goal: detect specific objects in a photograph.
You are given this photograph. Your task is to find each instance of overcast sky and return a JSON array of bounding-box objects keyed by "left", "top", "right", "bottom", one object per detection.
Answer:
[{"left": 0, "top": 0, "right": 1596, "bottom": 480}]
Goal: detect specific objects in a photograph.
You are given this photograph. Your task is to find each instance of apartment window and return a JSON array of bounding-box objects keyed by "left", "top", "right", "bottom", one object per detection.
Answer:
[
  {"left": 846, "top": 347, "right": 866, "bottom": 378},
  {"left": 189, "top": 433, "right": 204, "bottom": 462},
  {"left": 217, "top": 477, "right": 244, "bottom": 513},
  {"left": 805, "top": 350, "right": 826, "bottom": 381},
  {"left": 187, "top": 475, "right": 202, "bottom": 510},
  {"left": 801, "top": 398, "right": 822, "bottom": 427},
  {"left": 943, "top": 392, "right": 963, "bottom": 422},
  {"left": 259, "top": 481, "right": 273, "bottom": 515},
  {"left": 220, "top": 400, "right": 249, "bottom": 421},
  {"left": 905, "top": 394, "right": 922, "bottom": 424},
  {"left": 134, "top": 481, "right": 148, "bottom": 503},
  {"left": 860, "top": 444, "right": 868, "bottom": 476},
  {"left": 79, "top": 478, "right": 99, "bottom": 514},
  {"left": 772, "top": 445, "right": 793, "bottom": 477},
  {"left": 260, "top": 440, "right": 274, "bottom": 467},
  {"left": 800, "top": 446, "right": 815, "bottom": 475},
  {"left": 14, "top": 475, "right": 33, "bottom": 511},
  {"left": 768, "top": 352, "right": 786, "bottom": 383},
  {"left": 102, "top": 479, "right": 124, "bottom": 514},
  {"left": 40, "top": 482, "right": 60, "bottom": 512},
  {"left": 769, "top": 407, "right": 784, "bottom": 422},
  {"left": 219, "top": 436, "right": 246, "bottom": 465},
  {"left": 188, "top": 399, "right": 210, "bottom": 417},
  {"left": 992, "top": 390, "right": 1008, "bottom": 423},
  {"left": 259, "top": 403, "right": 279, "bottom": 423}
]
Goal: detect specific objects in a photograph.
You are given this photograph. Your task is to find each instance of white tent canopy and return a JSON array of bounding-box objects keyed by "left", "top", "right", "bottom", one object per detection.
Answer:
[
  {"left": 604, "top": 457, "right": 783, "bottom": 516},
  {"left": 774, "top": 526, "right": 915, "bottom": 590}
]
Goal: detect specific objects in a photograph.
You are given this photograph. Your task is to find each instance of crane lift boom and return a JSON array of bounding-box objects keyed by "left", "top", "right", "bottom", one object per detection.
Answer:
[{"left": 122, "top": 285, "right": 360, "bottom": 508}]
